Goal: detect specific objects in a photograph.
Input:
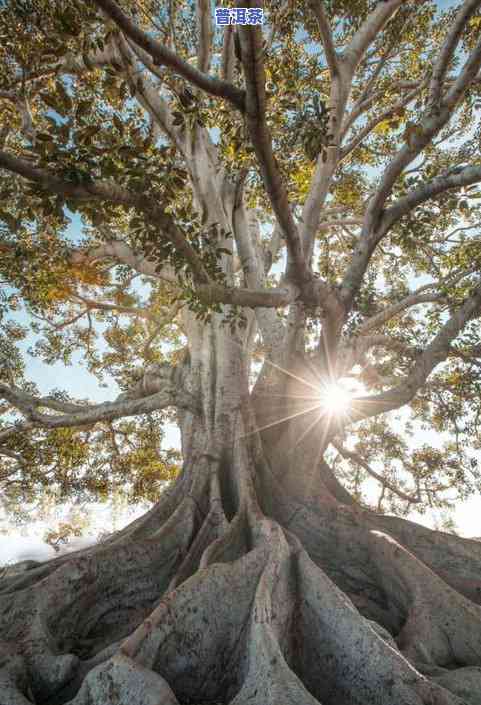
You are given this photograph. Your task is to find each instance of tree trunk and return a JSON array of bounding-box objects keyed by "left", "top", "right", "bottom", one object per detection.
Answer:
[{"left": 2, "top": 318, "right": 481, "bottom": 705}]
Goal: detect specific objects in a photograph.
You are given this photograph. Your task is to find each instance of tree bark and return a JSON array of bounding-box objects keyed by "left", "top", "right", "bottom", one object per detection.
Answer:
[{"left": 1, "top": 316, "right": 481, "bottom": 705}]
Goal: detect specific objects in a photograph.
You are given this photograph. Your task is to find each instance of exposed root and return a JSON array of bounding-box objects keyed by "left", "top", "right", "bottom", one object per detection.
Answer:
[
  {"left": 118, "top": 545, "right": 270, "bottom": 703},
  {"left": 290, "top": 546, "right": 461, "bottom": 705},
  {"left": 0, "top": 492, "right": 203, "bottom": 702},
  {"left": 67, "top": 653, "right": 180, "bottom": 705},
  {"left": 0, "top": 640, "right": 34, "bottom": 705},
  {"left": 2, "top": 452, "right": 481, "bottom": 705},
  {"left": 70, "top": 513, "right": 471, "bottom": 703},
  {"left": 433, "top": 668, "right": 481, "bottom": 704},
  {"left": 367, "top": 530, "right": 481, "bottom": 668}
]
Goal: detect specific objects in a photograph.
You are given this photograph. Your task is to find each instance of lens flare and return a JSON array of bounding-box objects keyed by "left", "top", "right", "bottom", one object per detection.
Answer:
[{"left": 318, "top": 381, "right": 353, "bottom": 415}]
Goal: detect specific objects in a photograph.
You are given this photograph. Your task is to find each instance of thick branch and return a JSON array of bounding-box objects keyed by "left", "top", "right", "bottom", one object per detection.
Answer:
[
  {"left": 221, "top": 25, "right": 235, "bottom": 83},
  {"left": 429, "top": 0, "right": 481, "bottom": 107},
  {"left": 342, "top": 0, "right": 404, "bottom": 74},
  {"left": 308, "top": 0, "right": 339, "bottom": 78},
  {"left": 93, "top": 0, "right": 245, "bottom": 111},
  {"left": 356, "top": 292, "right": 447, "bottom": 335},
  {"left": 237, "top": 11, "right": 308, "bottom": 284},
  {"left": 196, "top": 0, "right": 213, "bottom": 74},
  {"left": 196, "top": 282, "right": 296, "bottom": 309},
  {"left": 0, "top": 149, "right": 210, "bottom": 284},
  {"left": 300, "top": 147, "right": 339, "bottom": 262},
  {"left": 384, "top": 165, "right": 481, "bottom": 229},
  {"left": 4, "top": 223, "right": 289, "bottom": 311},
  {"left": 348, "top": 280, "right": 481, "bottom": 422},
  {"left": 0, "top": 421, "right": 34, "bottom": 443},
  {"left": 0, "top": 447, "right": 28, "bottom": 466},
  {"left": 231, "top": 184, "right": 288, "bottom": 346},
  {"left": 73, "top": 239, "right": 177, "bottom": 283},
  {"left": 70, "top": 293, "right": 157, "bottom": 321},
  {"left": 0, "top": 381, "right": 198, "bottom": 431}
]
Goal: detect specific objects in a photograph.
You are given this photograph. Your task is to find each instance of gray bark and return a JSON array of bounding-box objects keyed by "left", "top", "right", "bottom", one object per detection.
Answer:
[{"left": 2, "top": 314, "right": 481, "bottom": 705}]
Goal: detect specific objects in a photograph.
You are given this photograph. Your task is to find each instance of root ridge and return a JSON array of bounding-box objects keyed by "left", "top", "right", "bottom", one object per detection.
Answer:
[{"left": 2, "top": 468, "right": 480, "bottom": 705}]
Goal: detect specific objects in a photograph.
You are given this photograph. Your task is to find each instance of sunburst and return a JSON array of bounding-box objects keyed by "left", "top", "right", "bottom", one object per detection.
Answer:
[{"left": 318, "top": 381, "right": 353, "bottom": 416}]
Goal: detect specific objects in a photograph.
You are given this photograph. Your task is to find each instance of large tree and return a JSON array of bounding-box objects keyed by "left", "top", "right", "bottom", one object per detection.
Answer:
[{"left": 2, "top": 0, "right": 481, "bottom": 703}]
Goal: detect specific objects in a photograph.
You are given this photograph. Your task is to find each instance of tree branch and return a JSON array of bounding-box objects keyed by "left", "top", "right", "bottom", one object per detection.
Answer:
[
  {"left": 300, "top": 147, "right": 339, "bottom": 262},
  {"left": 331, "top": 439, "right": 421, "bottom": 504},
  {"left": 142, "top": 303, "right": 182, "bottom": 357},
  {"left": 70, "top": 293, "right": 156, "bottom": 321},
  {"left": 114, "top": 35, "right": 184, "bottom": 150},
  {"left": 236, "top": 12, "right": 309, "bottom": 284},
  {"left": 299, "top": 1, "right": 408, "bottom": 261},
  {"left": 196, "top": 0, "right": 214, "bottom": 74},
  {"left": 73, "top": 239, "right": 177, "bottom": 284},
  {"left": 341, "top": 80, "right": 426, "bottom": 160},
  {"left": 92, "top": 0, "right": 245, "bottom": 111},
  {"left": 195, "top": 282, "right": 297, "bottom": 309},
  {"left": 443, "top": 32, "right": 481, "bottom": 109},
  {"left": 0, "top": 90, "right": 36, "bottom": 142},
  {"left": 76, "top": 238, "right": 298, "bottom": 310},
  {"left": 365, "top": 35, "right": 481, "bottom": 227},
  {"left": 341, "top": 38, "right": 405, "bottom": 137},
  {"left": 308, "top": 0, "right": 339, "bottom": 78},
  {"left": 0, "top": 447, "right": 28, "bottom": 467},
  {"left": 340, "top": 163, "right": 481, "bottom": 310},
  {"left": 384, "top": 165, "right": 481, "bottom": 230},
  {"left": 355, "top": 334, "right": 421, "bottom": 358},
  {"left": 348, "top": 280, "right": 481, "bottom": 422},
  {"left": 0, "top": 149, "right": 210, "bottom": 284},
  {"left": 221, "top": 25, "right": 235, "bottom": 83},
  {"left": 0, "top": 380, "right": 199, "bottom": 431},
  {"left": 0, "top": 420, "right": 34, "bottom": 443},
  {"left": 356, "top": 292, "right": 448, "bottom": 336},
  {"left": 231, "top": 181, "right": 288, "bottom": 346},
  {"left": 428, "top": 0, "right": 481, "bottom": 107},
  {"left": 342, "top": 0, "right": 405, "bottom": 74}
]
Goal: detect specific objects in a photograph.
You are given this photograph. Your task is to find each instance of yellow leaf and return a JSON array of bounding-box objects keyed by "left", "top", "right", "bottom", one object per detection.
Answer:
[{"left": 373, "top": 120, "right": 391, "bottom": 136}]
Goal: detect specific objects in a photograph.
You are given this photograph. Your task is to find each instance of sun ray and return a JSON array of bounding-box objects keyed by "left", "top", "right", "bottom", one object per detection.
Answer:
[
  {"left": 318, "top": 382, "right": 353, "bottom": 415},
  {"left": 292, "top": 408, "right": 325, "bottom": 451},
  {"left": 252, "top": 357, "right": 322, "bottom": 394},
  {"left": 240, "top": 402, "right": 324, "bottom": 439}
]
